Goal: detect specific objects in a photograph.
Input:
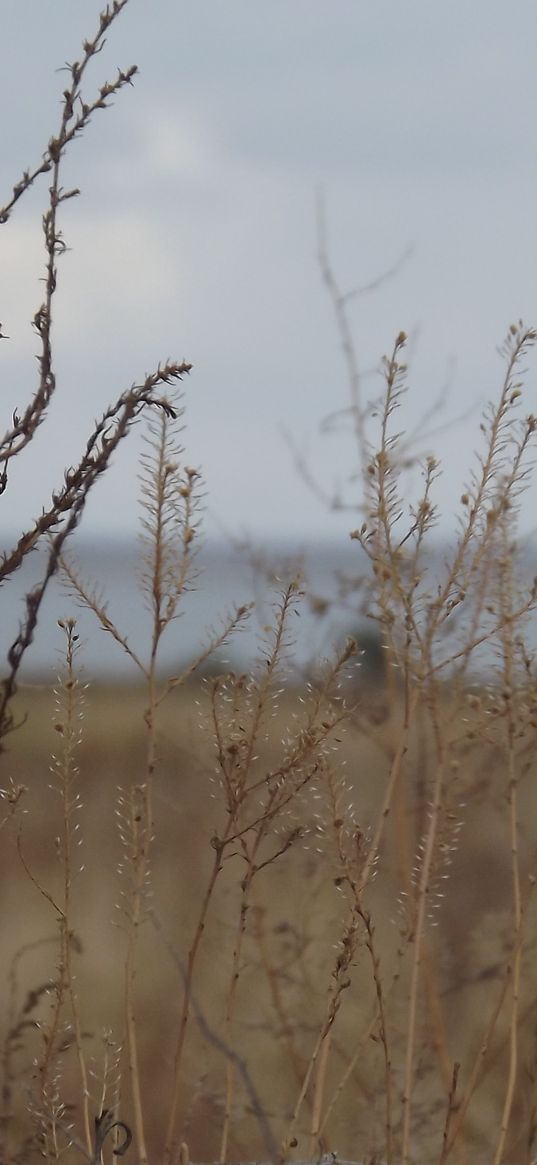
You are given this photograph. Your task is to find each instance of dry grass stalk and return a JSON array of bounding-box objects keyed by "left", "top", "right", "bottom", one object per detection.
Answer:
[{"left": 3, "top": 6, "right": 537, "bottom": 1165}]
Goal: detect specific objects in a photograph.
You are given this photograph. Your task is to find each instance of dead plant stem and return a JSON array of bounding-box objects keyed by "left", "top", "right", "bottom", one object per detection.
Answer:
[{"left": 401, "top": 693, "right": 445, "bottom": 1165}]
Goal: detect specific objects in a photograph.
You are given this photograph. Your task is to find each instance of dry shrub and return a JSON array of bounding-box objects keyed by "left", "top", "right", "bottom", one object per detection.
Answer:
[{"left": 2, "top": 6, "right": 537, "bottom": 1165}]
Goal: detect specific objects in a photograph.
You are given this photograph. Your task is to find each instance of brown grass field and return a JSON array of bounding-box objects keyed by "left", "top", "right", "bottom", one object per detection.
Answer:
[{"left": 3, "top": 675, "right": 537, "bottom": 1165}]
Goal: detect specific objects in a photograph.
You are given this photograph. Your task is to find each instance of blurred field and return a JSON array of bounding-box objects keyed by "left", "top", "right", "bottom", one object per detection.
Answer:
[{"left": 2, "top": 679, "right": 537, "bottom": 1164}]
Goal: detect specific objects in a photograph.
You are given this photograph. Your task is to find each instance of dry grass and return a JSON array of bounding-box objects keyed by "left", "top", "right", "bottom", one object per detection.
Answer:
[
  {"left": 2, "top": 4, "right": 537, "bottom": 1164},
  {"left": 4, "top": 677, "right": 537, "bottom": 1165}
]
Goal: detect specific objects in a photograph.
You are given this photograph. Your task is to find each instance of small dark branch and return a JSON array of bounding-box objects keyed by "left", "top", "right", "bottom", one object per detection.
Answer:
[
  {"left": 94, "top": 1110, "right": 132, "bottom": 1162},
  {"left": 0, "top": 364, "right": 190, "bottom": 748},
  {"left": 0, "top": 0, "right": 136, "bottom": 477},
  {"left": 316, "top": 189, "right": 366, "bottom": 483},
  {"left": 0, "top": 0, "right": 133, "bottom": 226},
  {"left": 150, "top": 911, "right": 278, "bottom": 1164},
  {"left": 438, "top": 1062, "right": 461, "bottom": 1165}
]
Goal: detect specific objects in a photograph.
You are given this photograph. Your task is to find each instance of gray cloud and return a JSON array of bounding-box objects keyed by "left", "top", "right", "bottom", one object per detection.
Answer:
[{"left": 2, "top": 0, "right": 537, "bottom": 544}]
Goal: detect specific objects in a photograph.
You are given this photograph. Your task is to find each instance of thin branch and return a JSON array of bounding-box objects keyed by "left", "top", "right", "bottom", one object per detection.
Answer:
[{"left": 150, "top": 910, "right": 278, "bottom": 1164}]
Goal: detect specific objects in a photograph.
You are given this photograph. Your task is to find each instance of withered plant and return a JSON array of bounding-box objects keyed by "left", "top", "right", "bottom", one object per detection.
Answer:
[
  {"left": 0, "top": 0, "right": 190, "bottom": 754},
  {"left": 2, "top": 6, "right": 537, "bottom": 1165}
]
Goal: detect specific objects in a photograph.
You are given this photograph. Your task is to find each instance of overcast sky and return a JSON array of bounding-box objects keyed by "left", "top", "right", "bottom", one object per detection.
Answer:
[{"left": 2, "top": 0, "right": 537, "bottom": 549}]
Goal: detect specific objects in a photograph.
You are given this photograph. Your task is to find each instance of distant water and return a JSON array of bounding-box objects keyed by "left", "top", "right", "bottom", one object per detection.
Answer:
[
  {"left": 2, "top": 536, "right": 536, "bottom": 683},
  {"left": 0, "top": 537, "right": 366, "bottom": 682}
]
